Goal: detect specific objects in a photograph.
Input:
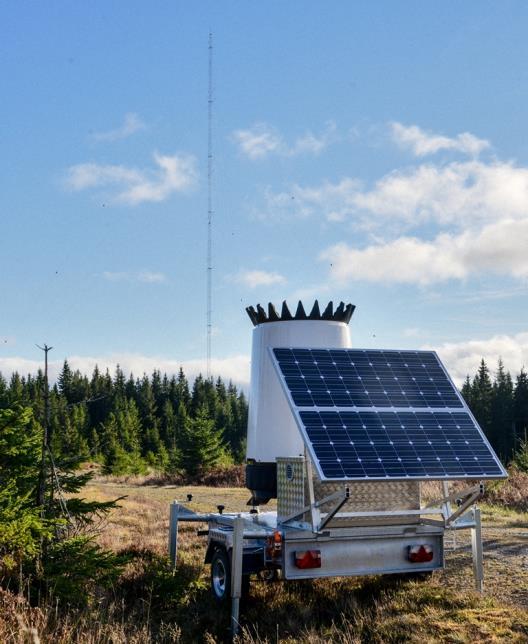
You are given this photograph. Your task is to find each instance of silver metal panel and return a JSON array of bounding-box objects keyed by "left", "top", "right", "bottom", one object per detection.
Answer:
[
  {"left": 209, "top": 526, "right": 232, "bottom": 549},
  {"left": 277, "top": 457, "right": 307, "bottom": 526},
  {"left": 284, "top": 523, "right": 444, "bottom": 540},
  {"left": 283, "top": 531, "right": 444, "bottom": 580},
  {"left": 276, "top": 457, "right": 422, "bottom": 528},
  {"left": 314, "top": 479, "right": 421, "bottom": 512},
  {"left": 314, "top": 478, "right": 421, "bottom": 527}
]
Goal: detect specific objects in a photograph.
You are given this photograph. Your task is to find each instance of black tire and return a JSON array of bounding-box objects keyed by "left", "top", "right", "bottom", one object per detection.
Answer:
[
  {"left": 210, "top": 548, "right": 250, "bottom": 603},
  {"left": 211, "top": 548, "right": 231, "bottom": 603}
]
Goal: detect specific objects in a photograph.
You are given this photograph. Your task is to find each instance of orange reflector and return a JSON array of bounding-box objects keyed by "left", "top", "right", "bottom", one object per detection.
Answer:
[
  {"left": 266, "top": 531, "right": 283, "bottom": 558},
  {"left": 294, "top": 550, "right": 321, "bottom": 569},
  {"left": 408, "top": 544, "right": 433, "bottom": 563}
]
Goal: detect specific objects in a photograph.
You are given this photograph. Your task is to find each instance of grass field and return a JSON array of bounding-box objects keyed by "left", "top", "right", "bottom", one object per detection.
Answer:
[{"left": 5, "top": 478, "right": 528, "bottom": 643}]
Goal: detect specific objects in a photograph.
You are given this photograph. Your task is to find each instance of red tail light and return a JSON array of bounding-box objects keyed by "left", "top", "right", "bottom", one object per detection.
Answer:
[
  {"left": 294, "top": 550, "right": 322, "bottom": 569},
  {"left": 408, "top": 544, "right": 433, "bottom": 563}
]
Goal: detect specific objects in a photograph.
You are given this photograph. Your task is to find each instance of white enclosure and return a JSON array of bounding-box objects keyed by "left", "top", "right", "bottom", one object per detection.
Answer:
[{"left": 246, "top": 319, "right": 351, "bottom": 463}]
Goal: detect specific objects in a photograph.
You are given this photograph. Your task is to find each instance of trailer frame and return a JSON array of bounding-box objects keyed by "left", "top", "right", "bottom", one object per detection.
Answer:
[{"left": 169, "top": 474, "right": 485, "bottom": 637}]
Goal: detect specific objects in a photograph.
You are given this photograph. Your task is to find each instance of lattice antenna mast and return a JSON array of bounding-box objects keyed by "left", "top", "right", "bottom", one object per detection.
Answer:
[{"left": 206, "top": 32, "right": 213, "bottom": 380}]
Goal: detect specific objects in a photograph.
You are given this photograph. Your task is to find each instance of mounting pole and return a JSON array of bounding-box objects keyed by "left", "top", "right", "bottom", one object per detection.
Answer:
[
  {"left": 36, "top": 343, "right": 53, "bottom": 511},
  {"left": 206, "top": 31, "right": 213, "bottom": 380},
  {"left": 231, "top": 515, "right": 244, "bottom": 637}
]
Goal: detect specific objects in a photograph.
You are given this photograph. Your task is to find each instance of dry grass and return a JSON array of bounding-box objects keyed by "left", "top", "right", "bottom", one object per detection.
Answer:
[
  {"left": 420, "top": 472, "right": 528, "bottom": 512},
  {"left": 485, "top": 467, "right": 528, "bottom": 512},
  {"left": 1, "top": 478, "right": 527, "bottom": 643},
  {"left": 92, "top": 465, "right": 246, "bottom": 489}
]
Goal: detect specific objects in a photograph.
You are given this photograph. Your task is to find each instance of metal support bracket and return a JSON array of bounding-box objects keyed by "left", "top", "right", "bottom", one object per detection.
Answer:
[
  {"left": 280, "top": 488, "right": 346, "bottom": 525},
  {"left": 426, "top": 483, "right": 483, "bottom": 511},
  {"left": 319, "top": 487, "right": 350, "bottom": 530},
  {"left": 231, "top": 515, "right": 245, "bottom": 637},
  {"left": 470, "top": 506, "right": 484, "bottom": 593},
  {"left": 445, "top": 488, "right": 484, "bottom": 526},
  {"left": 305, "top": 450, "right": 321, "bottom": 532}
]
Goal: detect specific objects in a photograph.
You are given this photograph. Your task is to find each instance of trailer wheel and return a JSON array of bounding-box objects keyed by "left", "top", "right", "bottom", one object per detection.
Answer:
[
  {"left": 210, "top": 548, "right": 251, "bottom": 603},
  {"left": 211, "top": 548, "right": 231, "bottom": 602}
]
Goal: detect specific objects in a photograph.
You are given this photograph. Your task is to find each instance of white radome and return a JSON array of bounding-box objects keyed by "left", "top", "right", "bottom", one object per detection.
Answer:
[{"left": 246, "top": 310, "right": 352, "bottom": 463}]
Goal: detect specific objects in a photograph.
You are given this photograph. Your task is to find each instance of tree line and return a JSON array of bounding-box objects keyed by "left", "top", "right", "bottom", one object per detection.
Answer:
[
  {"left": 461, "top": 359, "right": 528, "bottom": 463},
  {"left": 0, "top": 362, "right": 248, "bottom": 476},
  {"left": 1, "top": 356, "right": 527, "bottom": 473}
]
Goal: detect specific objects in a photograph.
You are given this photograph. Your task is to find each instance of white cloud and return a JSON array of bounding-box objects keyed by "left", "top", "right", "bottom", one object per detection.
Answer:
[
  {"left": 425, "top": 332, "right": 528, "bottom": 385},
  {"left": 137, "top": 271, "right": 166, "bottom": 283},
  {"left": 390, "top": 122, "right": 490, "bottom": 157},
  {"left": 258, "top": 123, "right": 528, "bottom": 286},
  {"left": 289, "top": 122, "right": 337, "bottom": 156},
  {"left": 320, "top": 218, "right": 528, "bottom": 285},
  {"left": 232, "top": 269, "right": 286, "bottom": 289},
  {"left": 102, "top": 271, "right": 167, "bottom": 283},
  {"left": 92, "top": 113, "right": 146, "bottom": 142},
  {"left": 352, "top": 160, "right": 528, "bottom": 227},
  {"left": 267, "top": 160, "right": 528, "bottom": 229},
  {"left": 65, "top": 152, "right": 197, "bottom": 205},
  {"left": 232, "top": 121, "right": 336, "bottom": 160},
  {"left": 0, "top": 353, "right": 251, "bottom": 389},
  {"left": 261, "top": 178, "right": 360, "bottom": 222},
  {"left": 232, "top": 123, "right": 283, "bottom": 159}
]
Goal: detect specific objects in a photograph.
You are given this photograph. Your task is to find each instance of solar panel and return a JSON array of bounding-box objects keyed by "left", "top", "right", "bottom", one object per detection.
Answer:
[
  {"left": 271, "top": 348, "right": 507, "bottom": 481},
  {"left": 273, "top": 348, "right": 462, "bottom": 409}
]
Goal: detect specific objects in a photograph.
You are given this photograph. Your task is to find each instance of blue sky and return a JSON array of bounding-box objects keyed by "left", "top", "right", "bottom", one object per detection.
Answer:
[{"left": 2, "top": 1, "right": 528, "bottom": 386}]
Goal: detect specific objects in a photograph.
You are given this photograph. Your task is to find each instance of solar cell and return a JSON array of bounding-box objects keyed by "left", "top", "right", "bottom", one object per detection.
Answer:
[
  {"left": 274, "top": 347, "right": 462, "bottom": 409},
  {"left": 271, "top": 348, "right": 507, "bottom": 481}
]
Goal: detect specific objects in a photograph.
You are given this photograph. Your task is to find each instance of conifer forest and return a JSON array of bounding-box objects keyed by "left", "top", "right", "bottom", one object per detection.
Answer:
[
  {"left": 0, "top": 357, "right": 527, "bottom": 475},
  {"left": 0, "top": 362, "right": 248, "bottom": 477}
]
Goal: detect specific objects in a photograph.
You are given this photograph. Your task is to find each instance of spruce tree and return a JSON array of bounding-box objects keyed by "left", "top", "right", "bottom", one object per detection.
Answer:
[
  {"left": 190, "top": 375, "right": 207, "bottom": 415},
  {"left": 100, "top": 411, "right": 146, "bottom": 476},
  {"left": 514, "top": 369, "right": 528, "bottom": 447},
  {"left": 471, "top": 359, "right": 494, "bottom": 444},
  {"left": 0, "top": 405, "right": 48, "bottom": 574},
  {"left": 57, "top": 360, "right": 73, "bottom": 402},
  {"left": 137, "top": 376, "right": 159, "bottom": 446},
  {"left": 0, "top": 403, "right": 125, "bottom": 600},
  {"left": 171, "top": 367, "right": 191, "bottom": 410},
  {"left": 461, "top": 375, "right": 473, "bottom": 407},
  {"left": 113, "top": 365, "right": 126, "bottom": 402},
  {"left": 161, "top": 399, "right": 177, "bottom": 449},
  {"left": 181, "top": 406, "right": 225, "bottom": 475},
  {"left": 0, "top": 372, "right": 8, "bottom": 407},
  {"left": 491, "top": 359, "right": 514, "bottom": 462}
]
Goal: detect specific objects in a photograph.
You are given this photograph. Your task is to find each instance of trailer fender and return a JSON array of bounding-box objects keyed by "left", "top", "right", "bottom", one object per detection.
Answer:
[{"left": 204, "top": 541, "right": 218, "bottom": 564}]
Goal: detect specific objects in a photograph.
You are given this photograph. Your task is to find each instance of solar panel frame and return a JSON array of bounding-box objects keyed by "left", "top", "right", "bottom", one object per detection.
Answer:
[{"left": 270, "top": 347, "right": 508, "bottom": 482}]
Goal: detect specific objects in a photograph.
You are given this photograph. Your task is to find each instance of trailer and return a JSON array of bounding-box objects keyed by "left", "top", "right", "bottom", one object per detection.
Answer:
[{"left": 168, "top": 300, "right": 506, "bottom": 636}]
